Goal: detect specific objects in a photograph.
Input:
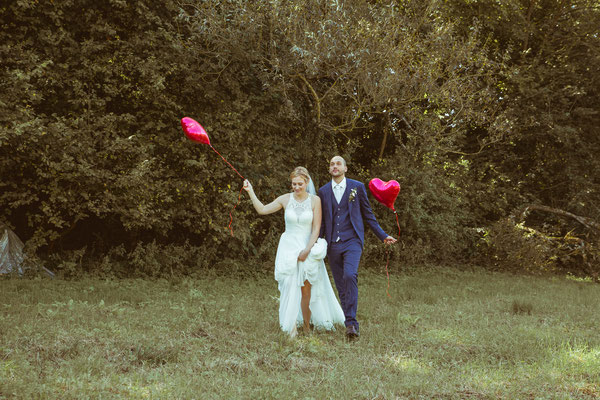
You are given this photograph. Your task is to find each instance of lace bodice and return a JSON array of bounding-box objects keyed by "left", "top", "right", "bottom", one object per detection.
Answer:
[{"left": 284, "top": 194, "right": 313, "bottom": 235}]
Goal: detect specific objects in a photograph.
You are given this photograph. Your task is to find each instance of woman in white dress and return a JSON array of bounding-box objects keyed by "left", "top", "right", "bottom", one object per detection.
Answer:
[{"left": 243, "top": 167, "right": 345, "bottom": 337}]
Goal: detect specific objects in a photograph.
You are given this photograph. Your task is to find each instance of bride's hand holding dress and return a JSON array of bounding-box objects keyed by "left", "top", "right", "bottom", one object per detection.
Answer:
[{"left": 297, "top": 249, "right": 310, "bottom": 262}]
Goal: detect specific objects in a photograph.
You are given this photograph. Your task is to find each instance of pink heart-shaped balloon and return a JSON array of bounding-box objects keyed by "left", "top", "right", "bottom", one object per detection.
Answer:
[
  {"left": 369, "top": 178, "right": 400, "bottom": 210},
  {"left": 181, "top": 117, "right": 210, "bottom": 145}
]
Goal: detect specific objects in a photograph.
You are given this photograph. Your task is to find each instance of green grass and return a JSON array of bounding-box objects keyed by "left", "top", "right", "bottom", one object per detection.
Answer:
[{"left": 1, "top": 266, "right": 599, "bottom": 399}]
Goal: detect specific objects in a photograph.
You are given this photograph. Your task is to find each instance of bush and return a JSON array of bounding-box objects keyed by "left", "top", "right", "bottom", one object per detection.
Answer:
[{"left": 477, "top": 218, "right": 599, "bottom": 280}]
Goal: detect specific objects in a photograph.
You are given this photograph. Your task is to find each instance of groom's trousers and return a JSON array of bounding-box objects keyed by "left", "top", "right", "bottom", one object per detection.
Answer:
[{"left": 328, "top": 237, "right": 362, "bottom": 330}]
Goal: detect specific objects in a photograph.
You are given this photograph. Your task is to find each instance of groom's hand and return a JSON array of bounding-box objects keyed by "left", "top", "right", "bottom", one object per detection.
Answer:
[{"left": 383, "top": 236, "right": 397, "bottom": 245}]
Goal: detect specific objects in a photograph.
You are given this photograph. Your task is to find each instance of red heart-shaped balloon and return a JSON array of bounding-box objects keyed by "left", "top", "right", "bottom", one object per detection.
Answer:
[
  {"left": 181, "top": 117, "right": 210, "bottom": 145},
  {"left": 368, "top": 178, "right": 400, "bottom": 210}
]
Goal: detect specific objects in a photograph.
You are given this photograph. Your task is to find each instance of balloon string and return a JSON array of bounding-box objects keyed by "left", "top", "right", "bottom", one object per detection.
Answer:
[
  {"left": 383, "top": 209, "right": 400, "bottom": 298},
  {"left": 227, "top": 185, "right": 244, "bottom": 237},
  {"left": 394, "top": 210, "right": 401, "bottom": 238},
  {"left": 210, "top": 145, "right": 244, "bottom": 180},
  {"left": 207, "top": 145, "right": 244, "bottom": 236},
  {"left": 384, "top": 247, "right": 391, "bottom": 298}
]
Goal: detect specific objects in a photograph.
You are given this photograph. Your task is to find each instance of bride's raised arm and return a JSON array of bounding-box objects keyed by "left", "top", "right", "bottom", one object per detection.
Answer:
[{"left": 243, "top": 179, "right": 287, "bottom": 215}]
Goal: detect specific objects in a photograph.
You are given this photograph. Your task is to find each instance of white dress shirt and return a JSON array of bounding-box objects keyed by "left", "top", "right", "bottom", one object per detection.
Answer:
[{"left": 332, "top": 177, "right": 347, "bottom": 204}]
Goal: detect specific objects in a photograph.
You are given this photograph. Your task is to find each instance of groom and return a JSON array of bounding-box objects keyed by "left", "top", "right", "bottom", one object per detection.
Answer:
[{"left": 318, "top": 156, "right": 397, "bottom": 339}]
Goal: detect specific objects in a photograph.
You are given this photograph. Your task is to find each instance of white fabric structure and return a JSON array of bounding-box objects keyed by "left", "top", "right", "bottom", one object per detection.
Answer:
[
  {"left": 0, "top": 223, "right": 26, "bottom": 275},
  {"left": 0, "top": 222, "right": 54, "bottom": 277}
]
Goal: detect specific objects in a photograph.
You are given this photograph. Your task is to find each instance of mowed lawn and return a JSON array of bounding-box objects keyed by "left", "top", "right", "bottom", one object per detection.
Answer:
[{"left": 1, "top": 266, "right": 599, "bottom": 399}]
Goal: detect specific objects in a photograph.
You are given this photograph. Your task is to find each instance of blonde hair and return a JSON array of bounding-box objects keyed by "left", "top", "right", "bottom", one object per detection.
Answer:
[{"left": 290, "top": 166, "right": 311, "bottom": 184}]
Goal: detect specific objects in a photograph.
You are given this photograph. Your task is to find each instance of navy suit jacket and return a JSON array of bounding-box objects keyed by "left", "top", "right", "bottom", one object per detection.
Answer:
[{"left": 318, "top": 178, "right": 388, "bottom": 247}]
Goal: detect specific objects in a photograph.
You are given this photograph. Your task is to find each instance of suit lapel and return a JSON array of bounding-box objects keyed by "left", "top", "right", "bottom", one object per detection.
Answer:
[
  {"left": 340, "top": 184, "right": 350, "bottom": 204},
  {"left": 324, "top": 182, "right": 334, "bottom": 220},
  {"left": 345, "top": 181, "right": 353, "bottom": 212},
  {"left": 330, "top": 183, "right": 338, "bottom": 206}
]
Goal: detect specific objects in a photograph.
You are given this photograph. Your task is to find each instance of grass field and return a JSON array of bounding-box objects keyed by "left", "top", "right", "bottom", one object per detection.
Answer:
[{"left": 1, "top": 266, "right": 599, "bottom": 399}]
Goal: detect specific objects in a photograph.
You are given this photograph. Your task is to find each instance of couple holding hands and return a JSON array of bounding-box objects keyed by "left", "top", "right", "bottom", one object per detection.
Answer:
[{"left": 243, "top": 156, "right": 397, "bottom": 339}]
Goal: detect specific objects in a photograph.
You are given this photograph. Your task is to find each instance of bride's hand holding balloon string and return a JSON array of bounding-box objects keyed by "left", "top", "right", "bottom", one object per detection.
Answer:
[{"left": 243, "top": 179, "right": 253, "bottom": 193}]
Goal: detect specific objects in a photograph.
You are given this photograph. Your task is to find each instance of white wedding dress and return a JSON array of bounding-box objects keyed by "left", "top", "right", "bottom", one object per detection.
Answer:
[{"left": 274, "top": 194, "right": 345, "bottom": 336}]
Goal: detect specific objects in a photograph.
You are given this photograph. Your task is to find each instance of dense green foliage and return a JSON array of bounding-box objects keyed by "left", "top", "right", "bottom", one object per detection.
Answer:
[{"left": 1, "top": 0, "right": 599, "bottom": 276}]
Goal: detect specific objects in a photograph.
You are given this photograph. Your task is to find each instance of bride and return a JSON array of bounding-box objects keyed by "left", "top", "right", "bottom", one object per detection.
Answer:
[{"left": 243, "top": 167, "right": 345, "bottom": 337}]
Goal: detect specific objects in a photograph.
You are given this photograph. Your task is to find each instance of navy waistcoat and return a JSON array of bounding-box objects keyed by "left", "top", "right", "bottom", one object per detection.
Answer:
[{"left": 332, "top": 190, "right": 358, "bottom": 242}]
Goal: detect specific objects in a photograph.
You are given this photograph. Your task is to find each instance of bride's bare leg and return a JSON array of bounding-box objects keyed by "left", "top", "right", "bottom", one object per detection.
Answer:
[{"left": 300, "top": 280, "right": 312, "bottom": 334}]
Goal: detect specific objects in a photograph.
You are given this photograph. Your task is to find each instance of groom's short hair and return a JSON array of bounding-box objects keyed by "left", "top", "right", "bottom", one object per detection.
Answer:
[{"left": 332, "top": 155, "right": 347, "bottom": 167}]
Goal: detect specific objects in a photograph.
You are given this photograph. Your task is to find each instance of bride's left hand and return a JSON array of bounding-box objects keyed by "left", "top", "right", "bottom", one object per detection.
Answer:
[{"left": 297, "top": 248, "right": 310, "bottom": 262}]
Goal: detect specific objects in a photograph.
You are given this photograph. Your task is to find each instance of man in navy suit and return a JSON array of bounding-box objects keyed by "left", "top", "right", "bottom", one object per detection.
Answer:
[{"left": 318, "top": 156, "right": 397, "bottom": 339}]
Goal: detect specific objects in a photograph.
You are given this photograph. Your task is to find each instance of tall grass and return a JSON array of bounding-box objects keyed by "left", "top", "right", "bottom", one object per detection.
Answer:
[{"left": 1, "top": 266, "right": 599, "bottom": 399}]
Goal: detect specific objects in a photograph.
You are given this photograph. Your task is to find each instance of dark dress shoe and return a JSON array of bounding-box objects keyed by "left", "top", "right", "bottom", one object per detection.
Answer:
[{"left": 345, "top": 325, "right": 359, "bottom": 340}]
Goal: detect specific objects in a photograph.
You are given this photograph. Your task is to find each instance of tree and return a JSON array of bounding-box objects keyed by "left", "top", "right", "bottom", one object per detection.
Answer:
[{"left": 2, "top": 0, "right": 598, "bottom": 276}]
